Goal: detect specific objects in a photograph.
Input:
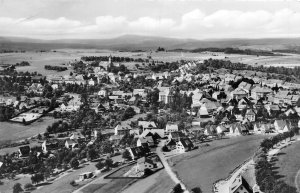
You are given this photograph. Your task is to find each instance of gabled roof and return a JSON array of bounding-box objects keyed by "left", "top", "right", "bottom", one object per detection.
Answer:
[
  {"left": 178, "top": 138, "right": 194, "bottom": 148},
  {"left": 169, "top": 131, "right": 185, "bottom": 139},
  {"left": 166, "top": 123, "right": 179, "bottom": 131},
  {"left": 245, "top": 109, "right": 256, "bottom": 116},
  {"left": 19, "top": 146, "right": 30, "bottom": 156},
  {"left": 138, "top": 121, "right": 157, "bottom": 129},
  {"left": 274, "top": 120, "right": 286, "bottom": 130}
]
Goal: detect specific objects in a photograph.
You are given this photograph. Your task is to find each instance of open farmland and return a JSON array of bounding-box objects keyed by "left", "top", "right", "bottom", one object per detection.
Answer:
[
  {"left": 2, "top": 49, "right": 300, "bottom": 76},
  {"left": 274, "top": 139, "right": 300, "bottom": 190},
  {"left": 169, "top": 135, "right": 268, "bottom": 193},
  {"left": 0, "top": 51, "right": 78, "bottom": 76}
]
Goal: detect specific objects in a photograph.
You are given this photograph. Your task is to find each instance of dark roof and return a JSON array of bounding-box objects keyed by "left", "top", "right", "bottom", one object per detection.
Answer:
[
  {"left": 19, "top": 146, "right": 30, "bottom": 156},
  {"left": 179, "top": 138, "right": 194, "bottom": 148}
]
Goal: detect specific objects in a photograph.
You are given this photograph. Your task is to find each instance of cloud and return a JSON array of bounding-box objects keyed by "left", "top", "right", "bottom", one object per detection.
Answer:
[{"left": 0, "top": 8, "right": 300, "bottom": 39}]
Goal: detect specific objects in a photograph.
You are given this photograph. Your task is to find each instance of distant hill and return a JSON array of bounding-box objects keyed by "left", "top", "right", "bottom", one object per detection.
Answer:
[{"left": 1, "top": 34, "right": 300, "bottom": 52}]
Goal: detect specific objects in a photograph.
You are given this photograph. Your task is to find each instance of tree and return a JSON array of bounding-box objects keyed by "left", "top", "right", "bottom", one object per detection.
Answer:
[
  {"left": 96, "top": 161, "right": 105, "bottom": 170},
  {"left": 13, "top": 183, "right": 23, "bottom": 193},
  {"left": 173, "top": 183, "right": 183, "bottom": 193},
  {"left": 31, "top": 173, "right": 44, "bottom": 185},
  {"left": 161, "top": 145, "right": 169, "bottom": 152},
  {"left": 105, "top": 157, "right": 113, "bottom": 168},
  {"left": 86, "top": 148, "right": 98, "bottom": 161},
  {"left": 122, "top": 149, "right": 132, "bottom": 161},
  {"left": 70, "top": 158, "right": 79, "bottom": 169}
]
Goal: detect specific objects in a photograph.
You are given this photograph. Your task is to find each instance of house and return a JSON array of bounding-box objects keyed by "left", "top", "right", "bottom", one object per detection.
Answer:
[
  {"left": 114, "top": 123, "right": 131, "bottom": 135},
  {"left": 254, "top": 123, "right": 273, "bottom": 134},
  {"left": 141, "top": 129, "right": 165, "bottom": 139},
  {"left": 70, "top": 132, "right": 86, "bottom": 143},
  {"left": 238, "top": 97, "right": 252, "bottom": 110},
  {"left": 274, "top": 120, "right": 287, "bottom": 133},
  {"left": 109, "top": 135, "right": 124, "bottom": 143},
  {"left": 159, "top": 89, "right": 174, "bottom": 104},
  {"left": 216, "top": 125, "right": 227, "bottom": 134},
  {"left": 165, "top": 123, "right": 179, "bottom": 134},
  {"left": 168, "top": 131, "right": 186, "bottom": 141},
  {"left": 244, "top": 109, "right": 256, "bottom": 122},
  {"left": 229, "top": 124, "right": 248, "bottom": 136},
  {"left": 18, "top": 146, "right": 31, "bottom": 158},
  {"left": 251, "top": 86, "right": 272, "bottom": 100},
  {"left": 165, "top": 139, "right": 177, "bottom": 150},
  {"left": 42, "top": 140, "right": 59, "bottom": 153},
  {"left": 136, "top": 157, "right": 156, "bottom": 172},
  {"left": 138, "top": 121, "right": 157, "bottom": 130},
  {"left": 204, "top": 125, "right": 217, "bottom": 136},
  {"left": 127, "top": 146, "right": 149, "bottom": 160},
  {"left": 137, "top": 136, "right": 154, "bottom": 147},
  {"left": 229, "top": 174, "right": 254, "bottom": 193},
  {"left": 231, "top": 88, "right": 248, "bottom": 100},
  {"left": 133, "top": 89, "right": 147, "bottom": 98},
  {"left": 176, "top": 138, "right": 194, "bottom": 153},
  {"left": 65, "top": 139, "right": 78, "bottom": 149}
]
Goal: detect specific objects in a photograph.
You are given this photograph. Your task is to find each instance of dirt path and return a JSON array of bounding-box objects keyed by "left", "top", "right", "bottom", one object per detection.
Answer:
[{"left": 156, "top": 140, "right": 189, "bottom": 193}]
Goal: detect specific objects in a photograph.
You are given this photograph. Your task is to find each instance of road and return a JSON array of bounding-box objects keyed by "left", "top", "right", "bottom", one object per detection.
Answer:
[{"left": 156, "top": 140, "right": 189, "bottom": 193}]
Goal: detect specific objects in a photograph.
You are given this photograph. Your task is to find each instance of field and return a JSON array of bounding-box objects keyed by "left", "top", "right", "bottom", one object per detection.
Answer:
[
  {"left": 0, "top": 116, "right": 59, "bottom": 144},
  {"left": 121, "top": 169, "right": 175, "bottom": 193},
  {"left": 169, "top": 135, "right": 268, "bottom": 193},
  {"left": 2, "top": 50, "right": 300, "bottom": 77},
  {"left": 274, "top": 139, "right": 300, "bottom": 190},
  {"left": 0, "top": 51, "right": 78, "bottom": 76}
]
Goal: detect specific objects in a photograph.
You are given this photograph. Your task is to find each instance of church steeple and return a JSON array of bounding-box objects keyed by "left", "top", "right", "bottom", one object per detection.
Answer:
[{"left": 108, "top": 55, "right": 112, "bottom": 64}]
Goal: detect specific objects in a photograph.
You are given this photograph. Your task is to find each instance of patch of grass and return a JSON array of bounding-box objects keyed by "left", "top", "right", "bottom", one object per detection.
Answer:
[
  {"left": 92, "top": 179, "right": 136, "bottom": 193},
  {"left": 274, "top": 140, "right": 300, "bottom": 188},
  {"left": 81, "top": 183, "right": 106, "bottom": 193}
]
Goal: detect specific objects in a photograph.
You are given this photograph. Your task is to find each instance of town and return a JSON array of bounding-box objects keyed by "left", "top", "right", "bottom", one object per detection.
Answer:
[{"left": 1, "top": 50, "right": 300, "bottom": 193}]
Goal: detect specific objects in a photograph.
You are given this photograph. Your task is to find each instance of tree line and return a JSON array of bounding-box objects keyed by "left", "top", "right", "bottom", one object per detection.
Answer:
[
  {"left": 44, "top": 65, "right": 68, "bottom": 71},
  {"left": 254, "top": 128, "right": 299, "bottom": 193}
]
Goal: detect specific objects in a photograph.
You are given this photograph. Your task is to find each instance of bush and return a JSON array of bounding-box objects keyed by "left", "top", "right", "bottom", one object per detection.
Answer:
[
  {"left": 173, "top": 183, "right": 183, "bottom": 193},
  {"left": 70, "top": 180, "right": 76, "bottom": 186},
  {"left": 70, "top": 158, "right": 79, "bottom": 169},
  {"left": 122, "top": 149, "right": 132, "bottom": 160},
  {"left": 13, "top": 183, "right": 23, "bottom": 193},
  {"left": 161, "top": 145, "right": 169, "bottom": 152},
  {"left": 24, "top": 183, "right": 34, "bottom": 190},
  {"left": 144, "top": 168, "right": 153, "bottom": 176},
  {"left": 96, "top": 161, "right": 104, "bottom": 170}
]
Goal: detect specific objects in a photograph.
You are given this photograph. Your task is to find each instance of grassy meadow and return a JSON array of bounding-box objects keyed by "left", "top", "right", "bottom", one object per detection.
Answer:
[{"left": 169, "top": 135, "right": 268, "bottom": 193}]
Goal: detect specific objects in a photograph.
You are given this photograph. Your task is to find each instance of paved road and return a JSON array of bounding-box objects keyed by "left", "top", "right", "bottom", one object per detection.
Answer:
[{"left": 156, "top": 140, "right": 189, "bottom": 193}]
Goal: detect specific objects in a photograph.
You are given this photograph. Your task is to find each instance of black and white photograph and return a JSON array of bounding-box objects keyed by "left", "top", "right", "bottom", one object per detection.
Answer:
[{"left": 1, "top": 0, "right": 300, "bottom": 193}]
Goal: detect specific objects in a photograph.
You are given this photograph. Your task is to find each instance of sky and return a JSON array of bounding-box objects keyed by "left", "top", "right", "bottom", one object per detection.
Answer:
[{"left": 0, "top": 0, "right": 300, "bottom": 39}]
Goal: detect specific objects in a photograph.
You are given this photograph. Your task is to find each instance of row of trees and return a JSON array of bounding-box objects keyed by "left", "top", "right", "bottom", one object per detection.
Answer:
[{"left": 255, "top": 128, "right": 299, "bottom": 193}]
